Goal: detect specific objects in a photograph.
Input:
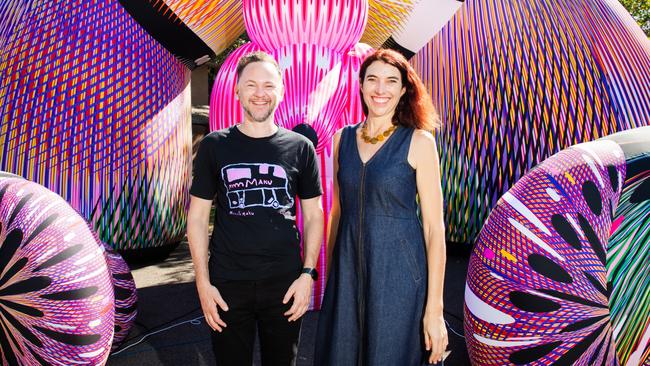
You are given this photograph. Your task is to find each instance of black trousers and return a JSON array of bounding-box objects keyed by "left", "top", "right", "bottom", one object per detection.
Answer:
[{"left": 210, "top": 272, "right": 302, "bottom": 366}]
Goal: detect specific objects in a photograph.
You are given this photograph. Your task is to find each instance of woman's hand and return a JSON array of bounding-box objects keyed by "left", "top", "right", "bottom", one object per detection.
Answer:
[{"left": 423, "top": 311, "right": 448, "bottom": 364}]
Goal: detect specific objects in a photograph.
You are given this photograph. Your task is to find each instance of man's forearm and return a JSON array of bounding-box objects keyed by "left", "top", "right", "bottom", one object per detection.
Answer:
[
  {"left": 187, "top": 219, "right": 211, "bottom": 285},
  {"left": 301, "top": 207, "right": 324, "bottom": 269}
]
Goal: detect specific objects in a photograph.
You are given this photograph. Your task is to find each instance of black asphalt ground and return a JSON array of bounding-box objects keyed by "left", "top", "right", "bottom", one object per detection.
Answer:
[{"left": 106, "top": 243, "right": 471, "bottom": 366}]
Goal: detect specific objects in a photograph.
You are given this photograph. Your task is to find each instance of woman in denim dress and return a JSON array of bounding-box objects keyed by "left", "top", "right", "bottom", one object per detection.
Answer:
[{"left": 314, "top": 49, "right": 448, "bottom": 365}]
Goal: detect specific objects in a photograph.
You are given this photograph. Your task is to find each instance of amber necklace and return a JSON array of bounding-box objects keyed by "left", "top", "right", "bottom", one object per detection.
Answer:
[{"left": 360, "top": 121, "right": 397, "bottom": 144}]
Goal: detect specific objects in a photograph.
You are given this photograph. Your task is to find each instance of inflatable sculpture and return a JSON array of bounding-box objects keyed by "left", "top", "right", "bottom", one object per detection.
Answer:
[
  {"left": 118, "top": 0, "right": 245, "bottom": 69},
  {"left": 464, "top": 127, "right": 650, "bottom": 365},
  {"left": 210, "top": 0, "right": 371, "bottom": 150},
  {"left": 381, "top": 0, "right": 464, "bottom": 58},
  {"left": 411, "top": 0, "right": 650, "bottom": 245},
  {"left": 0, "top": 175, "right": 114, "bottom": 365},
  {"left": 603, "top": 128, "right": 650, "bottom": 365},
  {"left": 0, "top": 0, "right": 192, "bottom": 251},
  {"left": 103, "top": 244, "right": 138, "bottom": 349}
]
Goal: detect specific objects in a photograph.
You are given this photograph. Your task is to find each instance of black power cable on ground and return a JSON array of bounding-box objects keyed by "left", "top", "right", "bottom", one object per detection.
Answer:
[{"left": 110, "top": 306, "right": 203, "bottom": 356}]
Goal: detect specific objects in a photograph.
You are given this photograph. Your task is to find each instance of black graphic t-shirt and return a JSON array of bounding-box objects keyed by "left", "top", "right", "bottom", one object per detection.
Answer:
[{"left": 190, "top": 126, "right": 322, "bottom": 281}]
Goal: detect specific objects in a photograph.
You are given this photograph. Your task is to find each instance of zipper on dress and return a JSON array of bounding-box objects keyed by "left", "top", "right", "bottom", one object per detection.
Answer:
[{"left": 357, "top": 162, "right": 366, "bottom": 366}]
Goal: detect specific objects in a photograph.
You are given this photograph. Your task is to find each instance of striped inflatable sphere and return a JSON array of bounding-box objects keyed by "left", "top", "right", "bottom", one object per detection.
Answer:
[
  {"left": 464, "top": 140, "right": 626, "bottom": 365},
  {"left": 102, "top": 244, "right": 137, "bottom": 350},
  {"left": 0, "top": 175, "right": 114, "bottom": 365}
]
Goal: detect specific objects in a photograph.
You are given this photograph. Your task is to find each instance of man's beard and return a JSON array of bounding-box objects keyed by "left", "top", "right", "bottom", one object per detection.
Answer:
[{"left": 242, "top": 101, "right": 276, "bottom": 123}]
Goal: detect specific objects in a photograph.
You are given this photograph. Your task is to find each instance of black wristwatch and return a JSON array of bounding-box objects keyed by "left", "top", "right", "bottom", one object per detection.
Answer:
[{"left": 301, "top": 267, "right": 318, "bottom": 280}]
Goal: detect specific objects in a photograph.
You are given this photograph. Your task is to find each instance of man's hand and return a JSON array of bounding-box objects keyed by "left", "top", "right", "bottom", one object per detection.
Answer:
[
  {"left": 282, "top": 274, "right": 313, "bottom": 322},
  {"left": 197, "top": 281, "right": 229, "bottom": 332}
]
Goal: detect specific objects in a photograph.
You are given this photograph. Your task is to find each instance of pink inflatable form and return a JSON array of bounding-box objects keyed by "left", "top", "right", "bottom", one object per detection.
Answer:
[
  {"left": 342, "top": 42, "right": 374, "bottom": 129},
  {"left": 210, "top": 42, "right": 373, "bottom": 154},
  {"left": 244, "top": 0, "right": 368, "bottom": 52},
  {"left": 210, "top": 0, "right": 372, "bottom": 154}
]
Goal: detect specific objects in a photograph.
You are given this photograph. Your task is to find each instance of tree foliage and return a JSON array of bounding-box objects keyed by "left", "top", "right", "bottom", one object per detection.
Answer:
[{"left": 620, "top": 0, "right": 650, "bottom": 36}]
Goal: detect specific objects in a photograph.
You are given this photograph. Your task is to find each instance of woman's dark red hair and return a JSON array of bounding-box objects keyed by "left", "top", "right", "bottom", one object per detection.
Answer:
[{"left": 359, "top": 49, "right": 440, "bottom": 130}]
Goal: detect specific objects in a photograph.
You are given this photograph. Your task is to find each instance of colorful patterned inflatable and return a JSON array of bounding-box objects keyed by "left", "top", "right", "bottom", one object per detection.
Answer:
[
  {"left": 341, "top": 42, "right": 375, "bottom": 130},
  {"left": 464, "top": 128, "right": 650, "bottom": 365},
  {"left": 603, "top": 127, "right": 650, "bottom": 365},
  {"left": 210, "top": 0, "right": 369, "bottom": 153},
  {"left": 360, "top": 0, "right": 419, "bottom": 48},
  {"left": 243, "top": 0, "right": 367, "bottom": 52},
  {"left": 607, "top": 152, "right": 650, "bottom": 365},
  {"left": 0, "top": 0, "right": 192, "bottom": 251},
  {"left": 112, "top": 0, "right": 426, "bottom": 68},
  {"left": 411, "top": 0, "right": 650, "bottom": 245},
  {"left": 381, "top": 0, "right": 463, "bottom": 58},
  {"left": 118, "top": 0, "right": 244, "bottom": 68},
  {"left": 102, "top": 244, "right": 137, "bottom": 349},
  {"left": 0, "top": 175, "right": 114, "bottom": 365}
]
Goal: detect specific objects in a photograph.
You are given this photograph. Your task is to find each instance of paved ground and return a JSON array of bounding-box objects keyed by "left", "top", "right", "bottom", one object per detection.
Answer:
[{"left": 106, "top": 243, "right": 471, "bottom": 366}]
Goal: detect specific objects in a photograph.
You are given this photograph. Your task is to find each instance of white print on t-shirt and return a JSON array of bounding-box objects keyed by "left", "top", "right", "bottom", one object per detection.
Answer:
[{"left": 221, "top": 163, "right": 295, "bottom": 210}]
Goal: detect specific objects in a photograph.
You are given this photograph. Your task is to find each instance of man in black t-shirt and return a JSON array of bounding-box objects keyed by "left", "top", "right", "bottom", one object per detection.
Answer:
[{"left": 187, "top": 51, "right": 324, "bottom": 366}]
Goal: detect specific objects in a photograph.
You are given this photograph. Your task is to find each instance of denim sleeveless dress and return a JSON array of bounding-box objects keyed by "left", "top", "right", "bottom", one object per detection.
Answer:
[{"left": 314, "top": 123, "right": 429, "bottom": 366}]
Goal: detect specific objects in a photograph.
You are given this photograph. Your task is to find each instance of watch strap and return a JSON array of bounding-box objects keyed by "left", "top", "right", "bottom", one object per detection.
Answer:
[{"left": 301, "top": 267, "right": 318, "bottom": 280}]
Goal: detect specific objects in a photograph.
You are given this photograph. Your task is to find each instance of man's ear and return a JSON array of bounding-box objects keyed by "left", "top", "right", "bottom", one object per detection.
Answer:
[{"left": 277, "top": 84, "right": 285, "bottom": 103}]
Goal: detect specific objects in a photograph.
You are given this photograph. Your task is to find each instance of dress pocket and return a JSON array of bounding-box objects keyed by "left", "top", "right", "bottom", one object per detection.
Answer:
[{"left": 400, "top": 239, "right": 422, "bottom": 283}]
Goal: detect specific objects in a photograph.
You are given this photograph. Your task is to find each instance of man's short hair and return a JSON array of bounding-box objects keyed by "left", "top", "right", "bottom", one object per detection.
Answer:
[{"left": 236, "top": 51, "right": 282, "bottom": 81}]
